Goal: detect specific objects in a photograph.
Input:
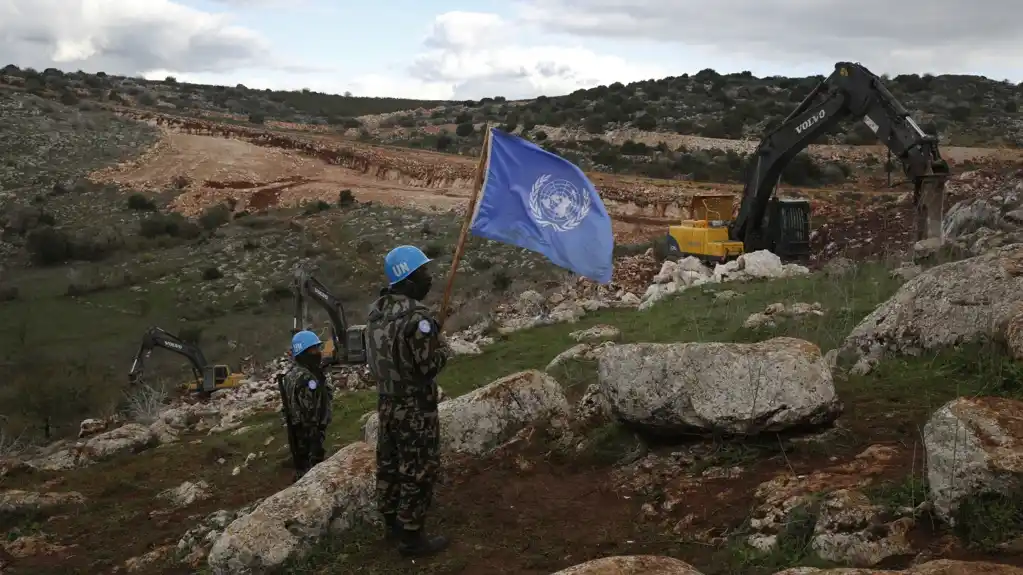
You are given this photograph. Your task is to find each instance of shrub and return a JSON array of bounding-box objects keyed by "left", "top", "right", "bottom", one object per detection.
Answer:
[
  {"left": 127, "top": 193, "right": 157, "bottom": 211},
  {"left": 25, "top": 226, "right": 70, "bottom": 265},
  {"left": 201, "top": 266, "right": 223, "bottom": 281},
  {"left": 455, "top": 122, "right": 474, "bottom": 137},
  {"left": 139, "top": 213, "right": 201, "bottom": 239},
  {"left": 338, "top": 189, "right": 356, "bottom": 207},
  {"left": 198, "top": 205, "right": 231, "bottom": 230}
]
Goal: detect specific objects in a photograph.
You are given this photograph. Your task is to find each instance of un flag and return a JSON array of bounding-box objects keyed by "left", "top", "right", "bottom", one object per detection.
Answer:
[{"left": 469, "top": 128, "right": 615, "bottom": 284}]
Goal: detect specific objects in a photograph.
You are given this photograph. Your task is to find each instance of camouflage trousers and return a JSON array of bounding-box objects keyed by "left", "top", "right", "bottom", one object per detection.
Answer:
[
  {"left": 291, "top": 424, "right": 326, "bottom": 480},
  {"left": 376, "top": 388, "right": 440, "bottom": 531}
]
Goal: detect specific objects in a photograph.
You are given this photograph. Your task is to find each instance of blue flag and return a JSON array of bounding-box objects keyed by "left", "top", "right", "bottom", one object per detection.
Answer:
[{"left": 469, "top": 128, "right": 614, "bottom": 284}]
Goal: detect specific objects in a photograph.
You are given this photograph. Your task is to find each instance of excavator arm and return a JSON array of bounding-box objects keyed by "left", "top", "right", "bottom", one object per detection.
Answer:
[
  {"left": 730, "top": 62, "right": 950, "bottom": 255},
  {"left": 128, "top": 327, "right": 209, "bottom": 387},
  {"left": 293, "top": 269, "right": 366, "bottom": 364}
]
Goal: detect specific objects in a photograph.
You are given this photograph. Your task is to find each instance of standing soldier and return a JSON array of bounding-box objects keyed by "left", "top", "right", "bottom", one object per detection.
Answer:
[
  {"left": 281, "top": 330, "right": 332, "bottom": 481},
  {"left": 366, "top": 245, "right": 450, "bottom": 557}
]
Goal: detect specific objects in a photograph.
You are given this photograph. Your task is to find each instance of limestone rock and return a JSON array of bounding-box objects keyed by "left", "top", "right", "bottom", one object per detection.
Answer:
[
  {"left": 598, "top": 337, "right": 840, "bottom": 435},
  {"left": 30, "top": 423, "right": 156, "bottom": 471},
  {"left": 363, "top": 370, "right": 569, "bottom": 457},
  {"left": 207, "top": 442, "right": 377, "bottom": 574},
  {"left": 550, "top": 555, "right": 705, "bottom": 574},
  {"left": 923, "top": 396, "right": 1023, "bottom": 523},
  {"left": 840, "top": 245, "right": 1023, "bottom": 370},
  {"left": 0, "top": 489, "right": 85, "bottom": 517}
]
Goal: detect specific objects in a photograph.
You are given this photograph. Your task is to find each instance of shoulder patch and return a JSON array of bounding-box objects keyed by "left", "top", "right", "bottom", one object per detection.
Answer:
[
  {"left": 418, "top": 319, "right": 432, "bottom": 334},
  {"left": 307, "top": 379, "right": 318, "bottom": 390}
]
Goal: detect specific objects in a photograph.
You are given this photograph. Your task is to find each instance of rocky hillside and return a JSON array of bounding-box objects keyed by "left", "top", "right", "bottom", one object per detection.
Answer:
[
  {"left": 377, "top": 69, "right": 1023, "bottom": 146},
  {"left": 4, "top": 63, "right": 1022, "bottom": 188},
  {"left": 0, "top": 64, "right": 448, "bottom": 125}
]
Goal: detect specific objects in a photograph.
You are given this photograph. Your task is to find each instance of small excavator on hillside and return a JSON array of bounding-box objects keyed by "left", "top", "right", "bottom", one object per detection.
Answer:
[
  {"left": 667, "top": 61, "right": 951, "bottom": 262},
  {"left": 128, "top": 327, "right": 243, "bottom": 394},
  {"left": 292, "top": 268, "right": 366, "bottom": 365}
]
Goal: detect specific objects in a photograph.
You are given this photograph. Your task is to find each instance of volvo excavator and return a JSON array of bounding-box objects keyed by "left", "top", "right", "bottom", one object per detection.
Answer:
[
  {"left": 128, "top": 327, "right": 243, "bottom": 394},
  {"left": 667, "top": 62, "right": 950, "bottom": 262},
  {"left": 292, "top": 268, "right": 366, "bottom": 365}
]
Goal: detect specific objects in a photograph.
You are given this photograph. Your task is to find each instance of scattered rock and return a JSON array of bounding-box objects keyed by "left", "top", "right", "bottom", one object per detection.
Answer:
[
  {"left": 0, "top": 489, "right": 85, "bottom": 517},
  {"left": 598, "top": 337, "right": 840, "bottom": 436},
  {"left": 744, "top": 302, "right": 824, "bottom": 329},
  {"left": 158, "top": 480, "right": 213, "bottom": 508},
  {"left": 29, "top": 423, "right": 157, "bottom": 471},
  {"left": 811, "top": 488, "right": 915, "bottom": 566},
  {"left": 570, "top": 324, "right": 621, "bottom": 343}
]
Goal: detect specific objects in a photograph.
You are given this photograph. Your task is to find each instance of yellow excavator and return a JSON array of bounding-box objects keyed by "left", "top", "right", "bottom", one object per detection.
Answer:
[
  {"left": 665, "top": 61, "right": 949, "bottom": 262},
  {"left": 128, "top": 326, "right": 243, "bottom": 393},
  {"left": 292, "top": 268, "right": 366, "bottom": 365}
]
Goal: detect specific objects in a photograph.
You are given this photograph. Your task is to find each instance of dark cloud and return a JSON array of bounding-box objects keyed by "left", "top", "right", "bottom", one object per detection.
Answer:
[{"left": 520, "top": 0, "right": 1023, "bottom": 76}]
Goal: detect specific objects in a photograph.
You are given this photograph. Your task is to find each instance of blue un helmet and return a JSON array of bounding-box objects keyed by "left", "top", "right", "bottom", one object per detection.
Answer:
[
  {"left": 291, "top": 330, "right": 322, "bottom": 356},
  {"left": 384, "top": 245, "right": 432, "bottom": 286}
]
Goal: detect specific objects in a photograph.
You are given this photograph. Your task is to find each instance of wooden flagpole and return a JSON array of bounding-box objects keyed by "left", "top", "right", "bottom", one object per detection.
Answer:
[{"left": 437, "top": 123, "right": 491, "bottom": 328}]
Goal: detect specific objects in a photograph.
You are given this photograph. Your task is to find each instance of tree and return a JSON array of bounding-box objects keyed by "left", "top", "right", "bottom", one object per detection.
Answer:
[
  {"left": 455, "top": 122, "right": 475, "bottom": 137},
  {"left": 584, "top": 115, "right": 606, "bottom": 134},
  {"left": 633, "top": 113, "right": 657, "bottom": 130}
]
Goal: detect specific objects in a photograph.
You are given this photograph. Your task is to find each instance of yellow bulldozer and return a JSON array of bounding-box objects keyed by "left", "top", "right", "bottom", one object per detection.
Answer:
[{"left": 666, "top": 193, "right": 746, "bottom": 264}]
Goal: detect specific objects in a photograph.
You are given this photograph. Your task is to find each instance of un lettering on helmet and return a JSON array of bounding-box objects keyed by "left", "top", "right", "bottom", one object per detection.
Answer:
[{"left": 392, "top": 261, "right": 410, "bottom": 278}]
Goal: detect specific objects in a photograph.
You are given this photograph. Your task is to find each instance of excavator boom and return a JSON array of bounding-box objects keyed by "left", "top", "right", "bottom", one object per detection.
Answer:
[
  {"left": 128, "top": 327, "right": 239, "bottom": 393},
  {"left": 730, "top": 62, "right": 950, "bottom": 255},
  {"left": 293, "top": 269, "right": 366, "bottom": 365}
]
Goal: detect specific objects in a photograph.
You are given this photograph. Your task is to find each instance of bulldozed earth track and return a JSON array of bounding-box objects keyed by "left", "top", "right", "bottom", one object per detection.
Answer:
[{"left": 92, "top": 108, "right": 1023, "bottom": 255}]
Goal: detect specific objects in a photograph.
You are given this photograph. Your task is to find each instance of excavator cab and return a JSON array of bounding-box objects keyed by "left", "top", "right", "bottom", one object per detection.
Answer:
[
  {"left": 194, "top": 364, "right": 242, "bottom": 394},
  {"left": 762, "top": 198, "right": 811, "bottom": 259}
]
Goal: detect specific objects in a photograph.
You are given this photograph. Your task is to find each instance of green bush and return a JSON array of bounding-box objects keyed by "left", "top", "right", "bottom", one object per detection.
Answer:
[
  {"left": 139, "top": 213, "right": 201, "bottom": 239},
  {"left": 127, "top": 193, "right": 157, "bottom": 211}
]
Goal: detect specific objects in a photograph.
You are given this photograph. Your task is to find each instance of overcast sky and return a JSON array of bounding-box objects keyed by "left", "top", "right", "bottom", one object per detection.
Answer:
[{"left": 1, "top": 0, "right": 1020, "bottom": 100}]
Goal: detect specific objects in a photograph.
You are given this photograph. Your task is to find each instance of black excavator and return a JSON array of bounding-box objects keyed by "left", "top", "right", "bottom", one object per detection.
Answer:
[
  {"left": 292, "top": 268, "right": 366, "bottom": 365},
  {"left": 128, "top": 327, "right": 242, "bottom": 393},
  {"left": 670, "top": 61, "right": 951, "bottom": 262}
]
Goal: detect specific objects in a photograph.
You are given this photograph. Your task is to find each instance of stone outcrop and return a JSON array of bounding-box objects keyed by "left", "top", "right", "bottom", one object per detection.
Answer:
[
  {"left": 549, "top": 555, "right": 704, "bottom": 574},
  {"left": 840, "top": 244, "right": 1023, "bottom": 373},
  {"left": 363, "top": 370, "right": 570, "bottom": 456},
  {"left": 923, "top": 396, "right": 1023, "bottom": 523},
  {"left": 597, "top": 337, "right": 840, "bottom": 435},
  {"left": 206, "top": 442, "right": 377, "bottom": 574}
]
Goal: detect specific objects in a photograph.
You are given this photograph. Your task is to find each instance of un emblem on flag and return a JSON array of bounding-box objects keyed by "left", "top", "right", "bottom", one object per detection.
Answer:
[{"left": 528, "top": 174, "right": 592, "bottom": 232}]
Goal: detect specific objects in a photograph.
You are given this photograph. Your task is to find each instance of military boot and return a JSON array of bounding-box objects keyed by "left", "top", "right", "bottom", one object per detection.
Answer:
[
  {"left": 383, "top": 514, "right": 403, "bottom": 542},
  {"left": 398, "top": 528, "right": 449, "bottom": 558}
]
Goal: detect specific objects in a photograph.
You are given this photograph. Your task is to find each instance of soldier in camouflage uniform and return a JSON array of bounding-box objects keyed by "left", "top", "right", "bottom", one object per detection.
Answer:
[
  {"left": 281, "top": 330, "right": 333, "bottom": 481},
  {"left": 366, "top": 245, "right": 450, "bottom": 558}
]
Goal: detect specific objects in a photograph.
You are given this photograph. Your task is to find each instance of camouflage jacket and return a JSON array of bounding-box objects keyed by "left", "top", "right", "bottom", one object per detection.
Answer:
[
  {"left": 365, "top": 290, "right": 448, "bottom": 396},
  {"left": 281, "top": 361, "right": 332, "bottom": 428}
]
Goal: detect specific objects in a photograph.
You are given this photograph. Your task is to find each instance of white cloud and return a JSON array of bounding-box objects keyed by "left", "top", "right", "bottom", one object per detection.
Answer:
[
  {"left": 516, "top": 0, "right": 1023, "bottom": 79},
  {"left": 0, "top": 0, "right": 268, "bottom": 76},
  {"left": 353, "top": 11, "right": 667, "bottom": 100}
]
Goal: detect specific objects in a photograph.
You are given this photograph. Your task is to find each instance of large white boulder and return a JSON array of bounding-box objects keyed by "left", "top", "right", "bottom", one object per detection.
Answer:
[
  {"left": 363, "top": 370, "right": 569, "bottom": 456},
  {"left": 840, "top": 244, "right": 1023, "bottom": 371},
  {"left": 549, "top": 555, "right": 705, "bottom": 574},
  {"left": 597, "top": 337, "right": 840, "bottom": 435},
  {"left": 29, "top": 423, "right": 157, "bottom": 471},
  {"left": 923, "top": 396, "right": 1023, "bottom": 523},
  {"left": 206, "top": 441, "right": 377, "bottom": 574}
]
